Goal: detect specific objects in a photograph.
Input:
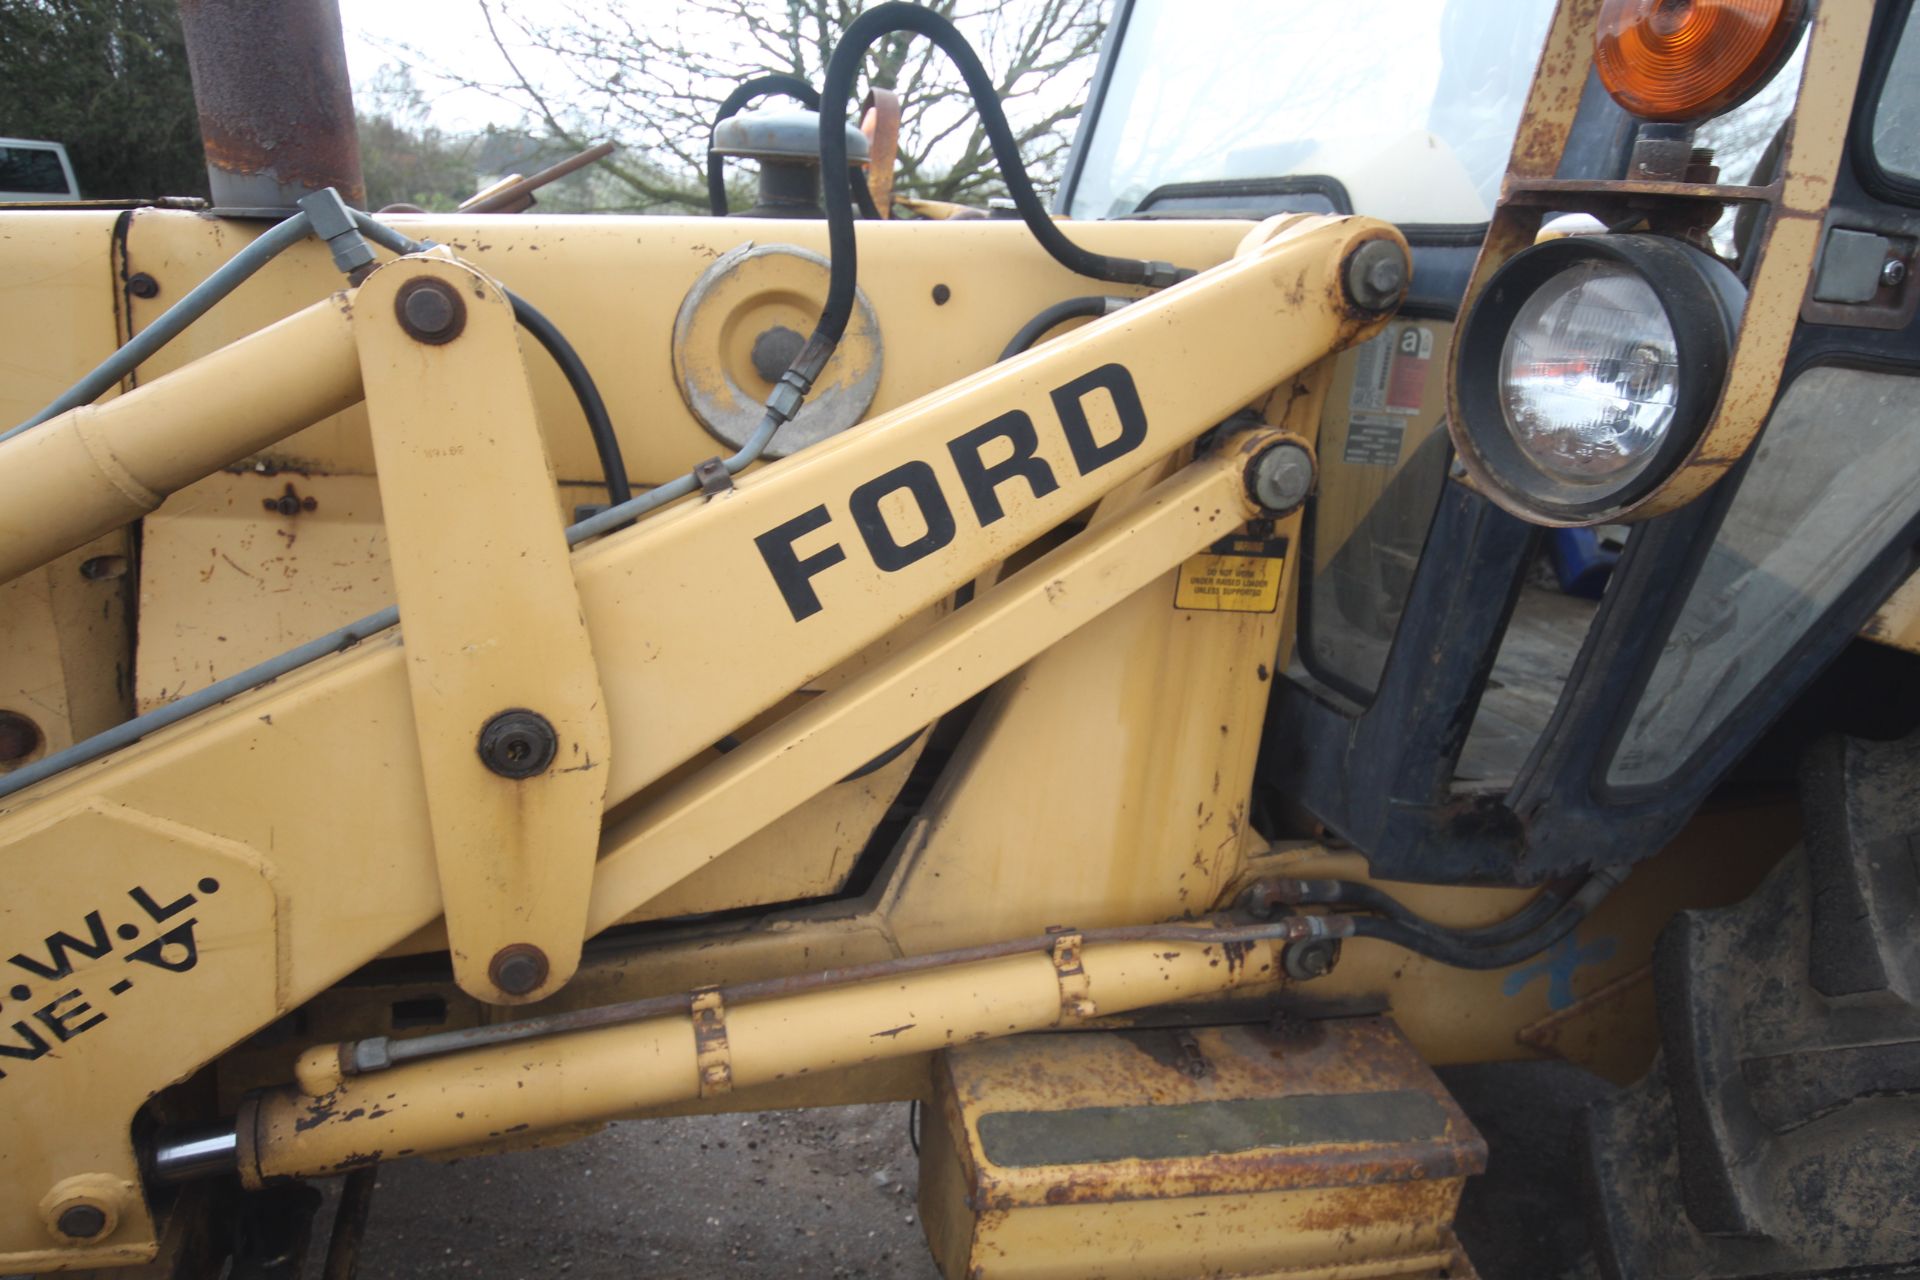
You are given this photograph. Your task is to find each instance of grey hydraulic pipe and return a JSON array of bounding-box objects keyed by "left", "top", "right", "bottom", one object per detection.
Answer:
[{"left": 3, "top": 210, "right": 316, "bottom": 440}]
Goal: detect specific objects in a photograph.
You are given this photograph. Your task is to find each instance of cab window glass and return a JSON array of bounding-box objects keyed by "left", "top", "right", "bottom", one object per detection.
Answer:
[
  {"left": 1609, "top": 367, "right": 1920, "bottom": 786},
  {"left": 1300, "top": 321, "right": 1454, "bottom": 701},
  {"left": 1872, "top": 2, "right": 1920, "bottom": 184},
  {"left": 1068, "top": 0, "right": 1556, "bottom": 225}
]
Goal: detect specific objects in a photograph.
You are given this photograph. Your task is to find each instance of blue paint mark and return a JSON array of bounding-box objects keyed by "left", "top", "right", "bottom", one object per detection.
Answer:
[{"left": 1502, "top": 931, "right": 1616, "bottom": 1011}]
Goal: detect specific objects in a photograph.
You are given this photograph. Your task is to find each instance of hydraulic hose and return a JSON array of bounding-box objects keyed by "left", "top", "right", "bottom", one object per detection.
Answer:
[
  {"left": 804, "top": 1, "right": 1192, "bottom": 383},
  {"left": 1263, "top": 875, "right": 1583, "bottom": 950},
  {"left": 998, "top": 296, "right": 1130, "bottom": 361},
  {"left": 707, "top": 73, "right": 822, "bottom": 216},
  {"left": 4, "top": 208, "right": 318, "bottom": 441},
  {"left": 507, "top": 292, "right": 632, "bottom": 506},
  {"left": 1336, "top": 868, "right": 1626, "bottom": 970}
]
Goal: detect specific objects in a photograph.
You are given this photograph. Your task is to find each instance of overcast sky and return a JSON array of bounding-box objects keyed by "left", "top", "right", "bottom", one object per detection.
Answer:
[{"left": 335, "top": 0, "right": 552, "bottom": 132}]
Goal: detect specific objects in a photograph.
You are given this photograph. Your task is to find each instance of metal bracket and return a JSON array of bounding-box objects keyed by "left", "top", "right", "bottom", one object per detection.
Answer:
[
  {"left": 1050, "top": 933, "right": 1096, "bottom": 1020},
  {"left": 691, "top": 988, "right": 732, "bottom": 1096},
  {"left": 693, "top": 456, "right": 733, "bottom": 499},
  {"left": 354, "top": 255, "right": 612, "bottom": 1005}
]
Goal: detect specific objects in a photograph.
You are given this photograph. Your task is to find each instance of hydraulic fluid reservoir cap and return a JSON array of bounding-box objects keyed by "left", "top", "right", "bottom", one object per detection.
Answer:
[
  {"left": 712, "top": 108, "right": 871, "bottom": 166},
  {"left": 672, "top": 242, "right": 883, "bottom": 458}
]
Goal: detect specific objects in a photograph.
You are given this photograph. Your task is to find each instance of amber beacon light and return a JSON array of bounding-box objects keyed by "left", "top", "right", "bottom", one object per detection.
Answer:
[{"left": 1595, "top": 0, "right": 1806, "bottom": 122}]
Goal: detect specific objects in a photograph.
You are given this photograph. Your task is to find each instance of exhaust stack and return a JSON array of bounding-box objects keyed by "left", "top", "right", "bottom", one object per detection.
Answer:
[{"left": 177, "top": 0, "right": 366, "bottom": 212}]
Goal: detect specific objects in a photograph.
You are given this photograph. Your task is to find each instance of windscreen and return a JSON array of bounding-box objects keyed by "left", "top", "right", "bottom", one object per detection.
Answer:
[{"left": 1067, "top": 0, "right": 1557, "bottom": 224}]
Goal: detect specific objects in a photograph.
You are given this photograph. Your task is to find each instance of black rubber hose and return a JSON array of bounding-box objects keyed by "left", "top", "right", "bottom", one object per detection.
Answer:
[
  {"left": 1286, "top": 877, "right": 1582, "bottom": 949},
  {"left": 805, "top": 1, "right": 1192, "bottom": 383},
  {"left": 507, "top": 291, "right": 632, "bottom": 506},
  {"left": 1343, "top": 869, "right": 1625, "bottom": 970},
  {"left": 998, "top": 296, "right": 1129, "bottom": 361},
  {"left": 708, "top": 74, "right": 822, "bottom": 216}
]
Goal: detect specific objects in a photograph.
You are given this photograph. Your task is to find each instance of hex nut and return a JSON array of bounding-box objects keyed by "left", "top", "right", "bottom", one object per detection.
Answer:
[
  {"left": 1248, "top": 442, "right": 1315, "bottom": 514},
  {"left": 1344, "top": 239, "right": 1408, "bottom": 313},
  {"left": 750, "top": 325, "right": 806, "bottom": 383},
  {"left": 1283, "top": 938, "right": 1342, "bottom": 981}
]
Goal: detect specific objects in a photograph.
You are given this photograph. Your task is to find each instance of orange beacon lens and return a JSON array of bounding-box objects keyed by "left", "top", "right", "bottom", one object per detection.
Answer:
[{"left": 1595, "top": 0, "right": 1805, "bottom": 123}]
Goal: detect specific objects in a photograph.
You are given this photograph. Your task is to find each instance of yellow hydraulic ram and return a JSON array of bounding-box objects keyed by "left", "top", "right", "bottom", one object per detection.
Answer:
[
  {"left": 188, "top": 921, "right": 1318, "bottom": 1185},
  {"left": 0, "top": 299, "right": 360, "bottom": 585}
]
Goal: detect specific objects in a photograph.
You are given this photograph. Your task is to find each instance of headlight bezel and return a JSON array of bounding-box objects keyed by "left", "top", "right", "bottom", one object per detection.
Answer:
[{"left": 1452, "top": 233, "right": 1744, "bottom": 524}]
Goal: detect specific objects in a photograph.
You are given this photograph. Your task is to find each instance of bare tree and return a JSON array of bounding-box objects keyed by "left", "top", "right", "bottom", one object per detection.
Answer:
[{"left": 395, "top": 0, "right": 1109, "bottom": 212}]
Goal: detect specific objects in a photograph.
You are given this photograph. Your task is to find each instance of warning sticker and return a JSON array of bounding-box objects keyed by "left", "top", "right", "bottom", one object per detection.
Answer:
[
  {"left": 1349, "top": 324, "right": 1434, "bottom": 417},
  {"left": 1175, "top": 526, "right": 1288, "bottom": 613},
  {"left": 1342, "top": 412, "right": 1407, "bottom": 467}
]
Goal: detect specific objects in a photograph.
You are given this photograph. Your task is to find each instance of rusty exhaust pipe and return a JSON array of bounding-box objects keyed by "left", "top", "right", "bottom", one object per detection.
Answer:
[{"left": 177, "top": 0, "right": 366, "bottom": 212}]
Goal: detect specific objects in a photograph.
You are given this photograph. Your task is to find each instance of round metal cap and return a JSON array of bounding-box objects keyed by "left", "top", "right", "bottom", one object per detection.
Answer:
[
  {"left": 712, "top": 108, "right": 870, "bottom": 166},
  {"left": 477, "top": 709, "right": 558, "bottom": 779}
]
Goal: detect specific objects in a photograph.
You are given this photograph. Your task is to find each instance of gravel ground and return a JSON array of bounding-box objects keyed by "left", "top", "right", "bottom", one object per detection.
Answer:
[{"left": 324, "top": 1104, "right": 941, "bottom": 1279}]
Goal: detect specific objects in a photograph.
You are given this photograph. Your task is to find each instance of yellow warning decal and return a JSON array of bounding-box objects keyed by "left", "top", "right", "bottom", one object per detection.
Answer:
[{"left": 1174, "top": 553, "right": 1284, "bottom": 613}]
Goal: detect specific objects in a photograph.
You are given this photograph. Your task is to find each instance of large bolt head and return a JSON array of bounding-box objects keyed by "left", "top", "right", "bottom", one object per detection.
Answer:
[
  {"left": 488, "top": 943, "right": 550, "bottom": 997},
  {"left": 394, "top": 277, "right": 467, "bottom": 344},
  {"left": 56, "top": 1204, "right": 106, "bottom": 1239},
  {"left": 477, "top": 709, "right": 558, "bottom": 779},
  {"left": 1249, "top": 441, "right": 1315, "bottom": 514},
  {"left": 1345, "top": 239, "right": 1408, "bottom": 313}
]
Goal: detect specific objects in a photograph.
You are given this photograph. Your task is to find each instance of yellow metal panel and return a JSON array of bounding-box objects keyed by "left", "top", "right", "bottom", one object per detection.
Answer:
[
  {"left": 114, "top": 212, "right": 1260, "bottom": 483},
  {"left": 0, "top": 212, "right": 120, "bottom": 427},
  {"left": 0, "top": 803, "right": 282, "bottom": 1267},
  {"left": 0, "top": 536, "right": 131, "bottom": 769},
  {"left": 585, "top": 434, "right": 1277, "bottom": 933}
]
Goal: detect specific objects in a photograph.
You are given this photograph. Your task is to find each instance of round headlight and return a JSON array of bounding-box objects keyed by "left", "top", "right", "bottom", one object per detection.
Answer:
[
  {"left": 1499, "top": 262, "right": 1679, "bottom": 481},
  {"left": 1450, "top": 234, "right": 1744, "bottom": 524}
]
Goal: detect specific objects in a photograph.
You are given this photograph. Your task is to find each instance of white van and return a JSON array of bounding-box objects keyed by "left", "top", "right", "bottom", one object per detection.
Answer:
[{"left": 0, "top": 138, "right": 79, "bottom": 202}]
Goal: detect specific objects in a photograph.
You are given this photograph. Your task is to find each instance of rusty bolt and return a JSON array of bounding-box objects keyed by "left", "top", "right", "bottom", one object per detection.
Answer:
[
  {"left": 127, "top": 273, "right": 160, "bottom": 300},
  {"left": 55, "top": 1203, "right": 106, "bottom": 1240},
  {"left": 1282, "top": 938, "right": 1341, "bottom": 981},
  {"left": 1248, "top": 441, "right": 1315, "bottom": 514},
  {"left": 394, "top": 277, "right": 466, "bottom": 345},
  {"left": 489, "top": 943, "right": 549, "bottom": 997},
  {"left": 1344, "top": 239, "right": 1407, "bottom": 313},
  {"left": 750, "top": 325, "right": 806, "bottom": 383},
  {"left": 0, "top": 711, "right": 43, "bottom": 766},
  {"left": 477, "top": 709, "right": 557, "bottom": 779}
]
